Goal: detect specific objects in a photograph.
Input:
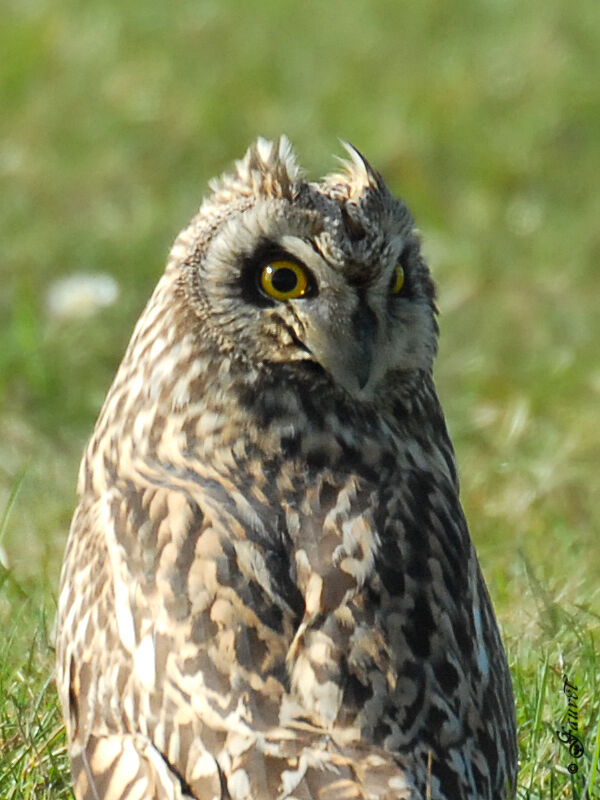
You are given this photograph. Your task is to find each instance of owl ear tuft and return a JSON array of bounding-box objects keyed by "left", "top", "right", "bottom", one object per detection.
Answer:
[
  {"left": 209, "top": 136, "right": 302, "bottom": 203},
  {"left": 325, "top": 141, "right": 383, "bottom": 197}
]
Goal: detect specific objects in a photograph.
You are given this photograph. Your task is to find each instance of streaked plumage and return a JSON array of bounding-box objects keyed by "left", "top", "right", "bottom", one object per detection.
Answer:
[{"left": 56, "top": 137, "right": 517, "bottom": 799}]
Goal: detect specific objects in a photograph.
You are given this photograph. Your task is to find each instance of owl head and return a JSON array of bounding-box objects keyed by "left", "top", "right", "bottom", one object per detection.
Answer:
[{"left": 174, "top": 137, "right": 437, "bottom": 400}]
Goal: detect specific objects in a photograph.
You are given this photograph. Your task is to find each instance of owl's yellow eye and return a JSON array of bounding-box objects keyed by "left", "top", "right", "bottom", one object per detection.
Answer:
[
  {"left": 390, "top": 265, "right": 405, "bottom": 294},
  {"left": 260, "top": 260, "right": 309, "bottom": 300}
]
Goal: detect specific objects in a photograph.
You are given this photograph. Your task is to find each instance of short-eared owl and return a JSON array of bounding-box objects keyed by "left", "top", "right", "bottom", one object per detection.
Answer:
[{"left": 56, "top": 138, "right": 517, "bottom": 799}]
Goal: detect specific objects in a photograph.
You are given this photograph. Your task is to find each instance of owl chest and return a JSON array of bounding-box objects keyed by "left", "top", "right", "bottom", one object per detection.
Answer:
[
  {"left": 191, "top": 406, "right": 437, "bottom": 616},
  {"left": 113, "top": 394, "right": 452, "bottom": 709},
  {"left": 202, "top": 407, "right": 458, "bottom": 710},
  {"left": 226, "top": 413, "right": 394, "bottom": 580}
]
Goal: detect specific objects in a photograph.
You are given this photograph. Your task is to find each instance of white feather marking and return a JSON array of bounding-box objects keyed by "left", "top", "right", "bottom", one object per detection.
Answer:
[
  {"left": 132, "top": 410, "right": 152, "bottom": 445},
  {"left": 190, "top": 750, "right": 219, "bottom": 780},
  {"left": 89, "top": 735, "right": 123, "bottom": 771},
  {"left": 171, "top": 360, "right": 202, "bottom": 410},
  {"left": 102, "top": 494, "right": 136, "bottom": 652},
  {"left": 134, "top": 635, "right": 156, "bottom": 690},
  {"left": 124, "top": 371, "right": 145, "bottom": 408},
  {"left": 279, "top": 758, "right": 308, "bottom": 798},
  {"left": 304, "top": 571, "right": 323, "bottom": 616},
  {"left": 256, "top": 136, "right": 275, "bottom": 163},
  {"left": 196, "top": 410, "right": 225, "bottom": 437},
  {"left": 106, "top": 737, "right": 141, "bottom": 796},
  {"left": 123, "top": 694, "right": 135, "bottom": 725},
  {"left": 154, "top": 721, "right": 166, "bottom": 752},
  {"left": 228, "top": 768, "right": 251, "bottom": 800},
  {"left": 115, "top": 594, "right": 136, "bottom": 651},
  {"left": 277, "top": 134, "right": 301, "bottom": 179},
  {"left": 340, "top": 139, "right": 370, "bottom": 173},
  {"left": 148, "top": 335, "right": 168, "bottom": 362}
]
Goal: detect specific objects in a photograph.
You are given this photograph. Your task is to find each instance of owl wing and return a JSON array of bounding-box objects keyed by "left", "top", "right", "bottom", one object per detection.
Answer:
[
  {"left": 57, "top": 465, "right": 417, "bottom": 800},
  {"left": 362, "top": 472, "right": 518, "bottom": 798}
]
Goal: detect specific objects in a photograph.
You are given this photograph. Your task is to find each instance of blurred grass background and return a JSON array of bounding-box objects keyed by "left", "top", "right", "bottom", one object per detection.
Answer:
[{"left": 1, "top": 0, "right": 599, "bottom": 796}]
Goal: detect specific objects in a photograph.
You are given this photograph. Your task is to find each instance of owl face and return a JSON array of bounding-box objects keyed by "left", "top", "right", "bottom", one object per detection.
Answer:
[{"left": 180, "top": 138, "right": 437, "bottom": 399}]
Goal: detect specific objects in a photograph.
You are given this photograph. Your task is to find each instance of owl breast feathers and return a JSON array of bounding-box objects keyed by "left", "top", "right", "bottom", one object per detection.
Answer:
[{"left": 56, "top": 137, "right": 517, "bottom": 800}]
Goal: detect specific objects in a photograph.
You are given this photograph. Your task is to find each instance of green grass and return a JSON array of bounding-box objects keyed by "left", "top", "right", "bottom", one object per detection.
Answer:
[{"left": 1, "top": 0, "right": 599, "bottom": 796}]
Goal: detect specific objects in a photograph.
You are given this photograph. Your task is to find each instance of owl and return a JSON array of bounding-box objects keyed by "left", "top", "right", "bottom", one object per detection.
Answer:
[{"left": 56, "top": 137, "right": 517, "bottom": 800}]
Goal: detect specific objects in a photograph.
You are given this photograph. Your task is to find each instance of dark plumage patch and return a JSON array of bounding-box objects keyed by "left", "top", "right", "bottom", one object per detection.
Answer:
[
  {"left": 432, "top": 754, "right": 463, "bottom": 799},
  {"left": 374, "top": 546, "right": 406, "bottom": 597},
  {"left": 235, "top": 626, "right": 269, "bottom": 672},
  {"left": 404, "top": 592, "right": 435, "bottom": 659},
  {"left": 343, "top": 672, "right": 373, "bottom": 709},
  {"left": 436, "top": 661, "right": 460, "bottom": 696}
]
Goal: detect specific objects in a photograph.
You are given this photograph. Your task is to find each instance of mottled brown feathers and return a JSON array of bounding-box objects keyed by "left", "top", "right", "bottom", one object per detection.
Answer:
[{"left": 56, "top": 137, "right": 517, "bottom": 799}]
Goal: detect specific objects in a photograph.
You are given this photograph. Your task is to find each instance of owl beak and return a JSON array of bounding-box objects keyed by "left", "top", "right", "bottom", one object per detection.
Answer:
[{"left": 352, "top": 304, "right": 377, "bottom": 389}]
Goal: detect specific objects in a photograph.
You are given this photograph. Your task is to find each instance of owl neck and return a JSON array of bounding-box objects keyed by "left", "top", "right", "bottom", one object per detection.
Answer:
[
  {"left": 82, "top": 273, "right": 456, "bottom": 494},
  {"left": 230, "top": 360, "right": 458, "bottom": 487}
]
